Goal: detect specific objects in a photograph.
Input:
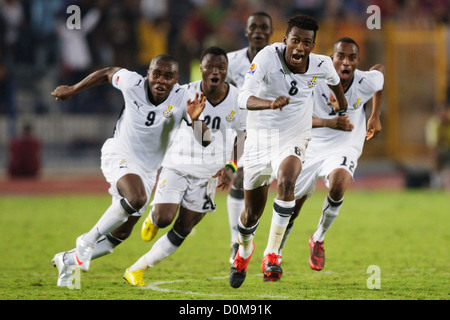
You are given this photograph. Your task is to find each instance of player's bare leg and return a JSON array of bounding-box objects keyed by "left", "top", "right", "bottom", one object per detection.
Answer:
[
  {"left": 263, "top": 156, "right": 301, "bottom": 281},
  {"left": 142, "top": 203, "right": 179, "bottom": 242}
]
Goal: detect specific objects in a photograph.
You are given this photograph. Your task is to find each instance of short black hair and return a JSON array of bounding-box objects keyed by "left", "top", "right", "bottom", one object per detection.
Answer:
[
  {"left": 248, "top": 11, "right": 272, "bottom": 27},
  {"left": 200, "top": 46, "right": 228, "bottom": 62},
  {"left": 335, "top": 37, "right": 360, "bottom": 53},
  {"left": 285, "top": 15, "right": 319, "bottom": 41},
  {"left": 149, "top": 54, "right": 179, "bottom": 69}
]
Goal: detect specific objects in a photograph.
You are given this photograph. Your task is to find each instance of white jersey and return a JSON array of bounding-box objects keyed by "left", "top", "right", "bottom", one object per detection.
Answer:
[
  {"left": 110, "top": 68, "right": 189, "bottom": 172},
  {"left": 226, "top": 47, "right": 251, "bottom": 89},
  {"left": 238, "top": 42, "right": 340, "bottom": 142},
  {"left": 162, "top": 80, "right": 246, "bottom": 178},
  {"left": 308, "top": 69, "right": 384, "bottom": 158}
]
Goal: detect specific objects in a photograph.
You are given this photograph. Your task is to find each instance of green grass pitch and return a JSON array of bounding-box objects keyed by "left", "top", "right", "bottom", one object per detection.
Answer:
[{"left": 0, "top": 190, "right": 448, "bottom": 301}]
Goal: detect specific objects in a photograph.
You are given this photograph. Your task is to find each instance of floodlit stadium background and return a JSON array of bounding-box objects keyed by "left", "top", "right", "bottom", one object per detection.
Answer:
[{"left": 0, "top": 0, "right": 448, "bottom": 190}]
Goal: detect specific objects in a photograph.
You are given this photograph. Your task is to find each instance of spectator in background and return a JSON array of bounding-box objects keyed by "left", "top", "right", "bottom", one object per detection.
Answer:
[
  {"left": 0, "top": 0, "right": 25, "bottom": 59},
  {"left": 8, "top": 122, "right": 42, "bottom": 178},
  {"left": 426, "top": 103, "right": 450, "bottom": 189},
  {"left": 56, "top": 1, "right": 102, "bottom": 84}
]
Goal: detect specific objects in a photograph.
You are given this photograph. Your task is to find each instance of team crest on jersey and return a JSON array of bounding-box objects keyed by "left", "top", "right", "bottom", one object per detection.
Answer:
[
  {"left": 353, "top": 98, "right": 362, "bottom": 109},
  {"left": 114, "top": 75, "right": 120, "bottom": 86},
  {"left": 308, "top": 77, "right": 317, "bottom": 88},
  {"left": 226, "top": 110, "right": 236, "bottom": 122},
  {"left": 163, "top": 105, "right": 173, "bottom": 118},
  {"left": 247, "top": 63, "right": 256, "bottom": 75}
]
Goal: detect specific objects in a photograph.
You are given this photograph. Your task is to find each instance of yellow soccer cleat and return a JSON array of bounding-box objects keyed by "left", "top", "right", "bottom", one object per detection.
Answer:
[
  {"left": 141, "top": 212, "right": 159, "bottom": 242},
  {"left": 123, "top": 268, "right": 148, "bottom": 287}
]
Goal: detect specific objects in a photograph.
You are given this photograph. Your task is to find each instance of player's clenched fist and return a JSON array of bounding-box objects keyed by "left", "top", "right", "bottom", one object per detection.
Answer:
[
  {"left": 51, "top": 85, "right": 75, "bottom": 101},
  {"left": 270, "top": 96, "right": 290, "bottom": 111}
]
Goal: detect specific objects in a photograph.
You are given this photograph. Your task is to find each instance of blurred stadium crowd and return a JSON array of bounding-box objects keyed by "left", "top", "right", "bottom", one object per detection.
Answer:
[
  {"left": 1, "top": 0, "right": 448, "bottom": 114},
  {"left": 0, "top": 0, "right": 449, "bottom": 185}
]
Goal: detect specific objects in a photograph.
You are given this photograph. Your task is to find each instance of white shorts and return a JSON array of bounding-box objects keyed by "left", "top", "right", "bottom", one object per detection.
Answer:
[
  {"left": 100, "top": 138, "right": 157, "bottom": 215},
  {"left": 151, "top": 167, "right": 218, "bottom": 213},
  {"left": 294, "top": 150, "right": 358, "bottom": 199},
  {"left": 243, "top": 130, "right": 309, "bottom": 190}
]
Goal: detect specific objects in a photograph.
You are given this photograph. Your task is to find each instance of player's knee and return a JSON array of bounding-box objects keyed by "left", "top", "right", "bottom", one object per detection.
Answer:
[
  {"left": 328, "top": 186, "right": 345, "bottom": 202},
  {"left": 277, "top": 176, "right": 295, "bottom": 197},
  {"left": 152, "top": 209, "right": 173, "bottom": 228},
  {"left": 126, "top": 193, "right": 147, "bottom": 213}
]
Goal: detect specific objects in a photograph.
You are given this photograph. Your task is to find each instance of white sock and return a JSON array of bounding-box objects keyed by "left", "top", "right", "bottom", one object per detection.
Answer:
[
  {"left": 313, "top": 195, "right": 343, "bottom": 242},
  {"left": 91, "top": 234, "right": 123, "bottom": 259},
  {"left": 63, "top": 234, "right": 122, "bottom": 266},
  {"left": 227, "top": 193, "right": 245, "bottom": 245},
  {"left": 264, "top": 198, "right": 295, "bottom": 256},
  {"left": 129, "top": 229, "right": 185, "bottom": 271},
  {"left": 237, "top": 218, "right": 259, "bottom": 260},
  {"left": 83, "top": 198, "right": 132, "bottom": 244},
  {"left": 278, "top": 221, "right": 294, "bottom": 255}
]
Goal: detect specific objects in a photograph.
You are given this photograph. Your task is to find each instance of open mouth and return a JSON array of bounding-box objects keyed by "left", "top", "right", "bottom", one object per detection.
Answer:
[
  {"left": 292, "top": 53, "right": 304, "bottom": 63},
  {"left": 341, "top": 69, "right": 351, "bottom": 77},
  {"left": 211, "top": 77, "right": 219, "bottom": 84},
  {"left": 154, "top": 86, "right": 166, "bottom": 94}
]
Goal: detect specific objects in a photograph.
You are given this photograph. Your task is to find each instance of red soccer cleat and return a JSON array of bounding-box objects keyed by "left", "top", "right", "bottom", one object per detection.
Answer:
[
  {"left": 261, "top": 252, "right": 283, "bottom": 282},
  {"left": 229, "top": 242, "right": 255, "bottom": 288},
  {"left": 309, "top": 235, "right": 325, "bottom": 271}
]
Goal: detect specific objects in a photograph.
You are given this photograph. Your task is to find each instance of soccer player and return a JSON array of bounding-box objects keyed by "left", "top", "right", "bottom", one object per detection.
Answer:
[
  {"left": 50, "top": 55, "right": 207, "bottom": 287},
  {"left": 274, "top": 37, "right": 385, "bottom": 274},
  {"left": 225, "top": 11, "right": 273, "bottom": 264},
  {"left": 124, "top": 47, "right": 246, "bottom": 286},
  {"left": 229, "top": 15, "right": 347, "bottom": 288}
]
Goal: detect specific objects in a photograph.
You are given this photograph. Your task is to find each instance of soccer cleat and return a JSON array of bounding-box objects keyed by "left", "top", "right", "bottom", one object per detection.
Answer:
[
  {"left": 75, "top": 235, "right": 95, "bottom": 272},
  {"left": 229, "top": 243, "right": 239, "bottom": 264},
  {"left": 123, "top": 268, "right": 147, "bottom": 287},
  {"left": 52, "top": 252, "right": 74, "bottom": 287},
  {"left": 229, "top": 242, "right": 255, "bottom": 289},
  {"left": 309, "top": 235, "right": 325, "bottom": 271},
  {"left": 141, "top": 212, "right": 159, "bottom": 242},
  {"left": 261, "top": 253, "right": 283, "bottom": 282}
]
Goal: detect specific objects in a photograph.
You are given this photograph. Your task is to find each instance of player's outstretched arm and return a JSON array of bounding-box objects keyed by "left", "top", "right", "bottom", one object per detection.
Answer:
[
  {"left": 51, "top": 67, "right": 121, "bottom": 101},
  {"left": 366, "top": 64, "right": 385, "bottom": 141},
  {"left": 188, "top": 92, "right": 210, "bottom": 147},
  {"left": 246, "top": 95, "right": 290, "bottom": 111},
  {"left": 313, "top": 116, "right": 354, "bottom": 131}
]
